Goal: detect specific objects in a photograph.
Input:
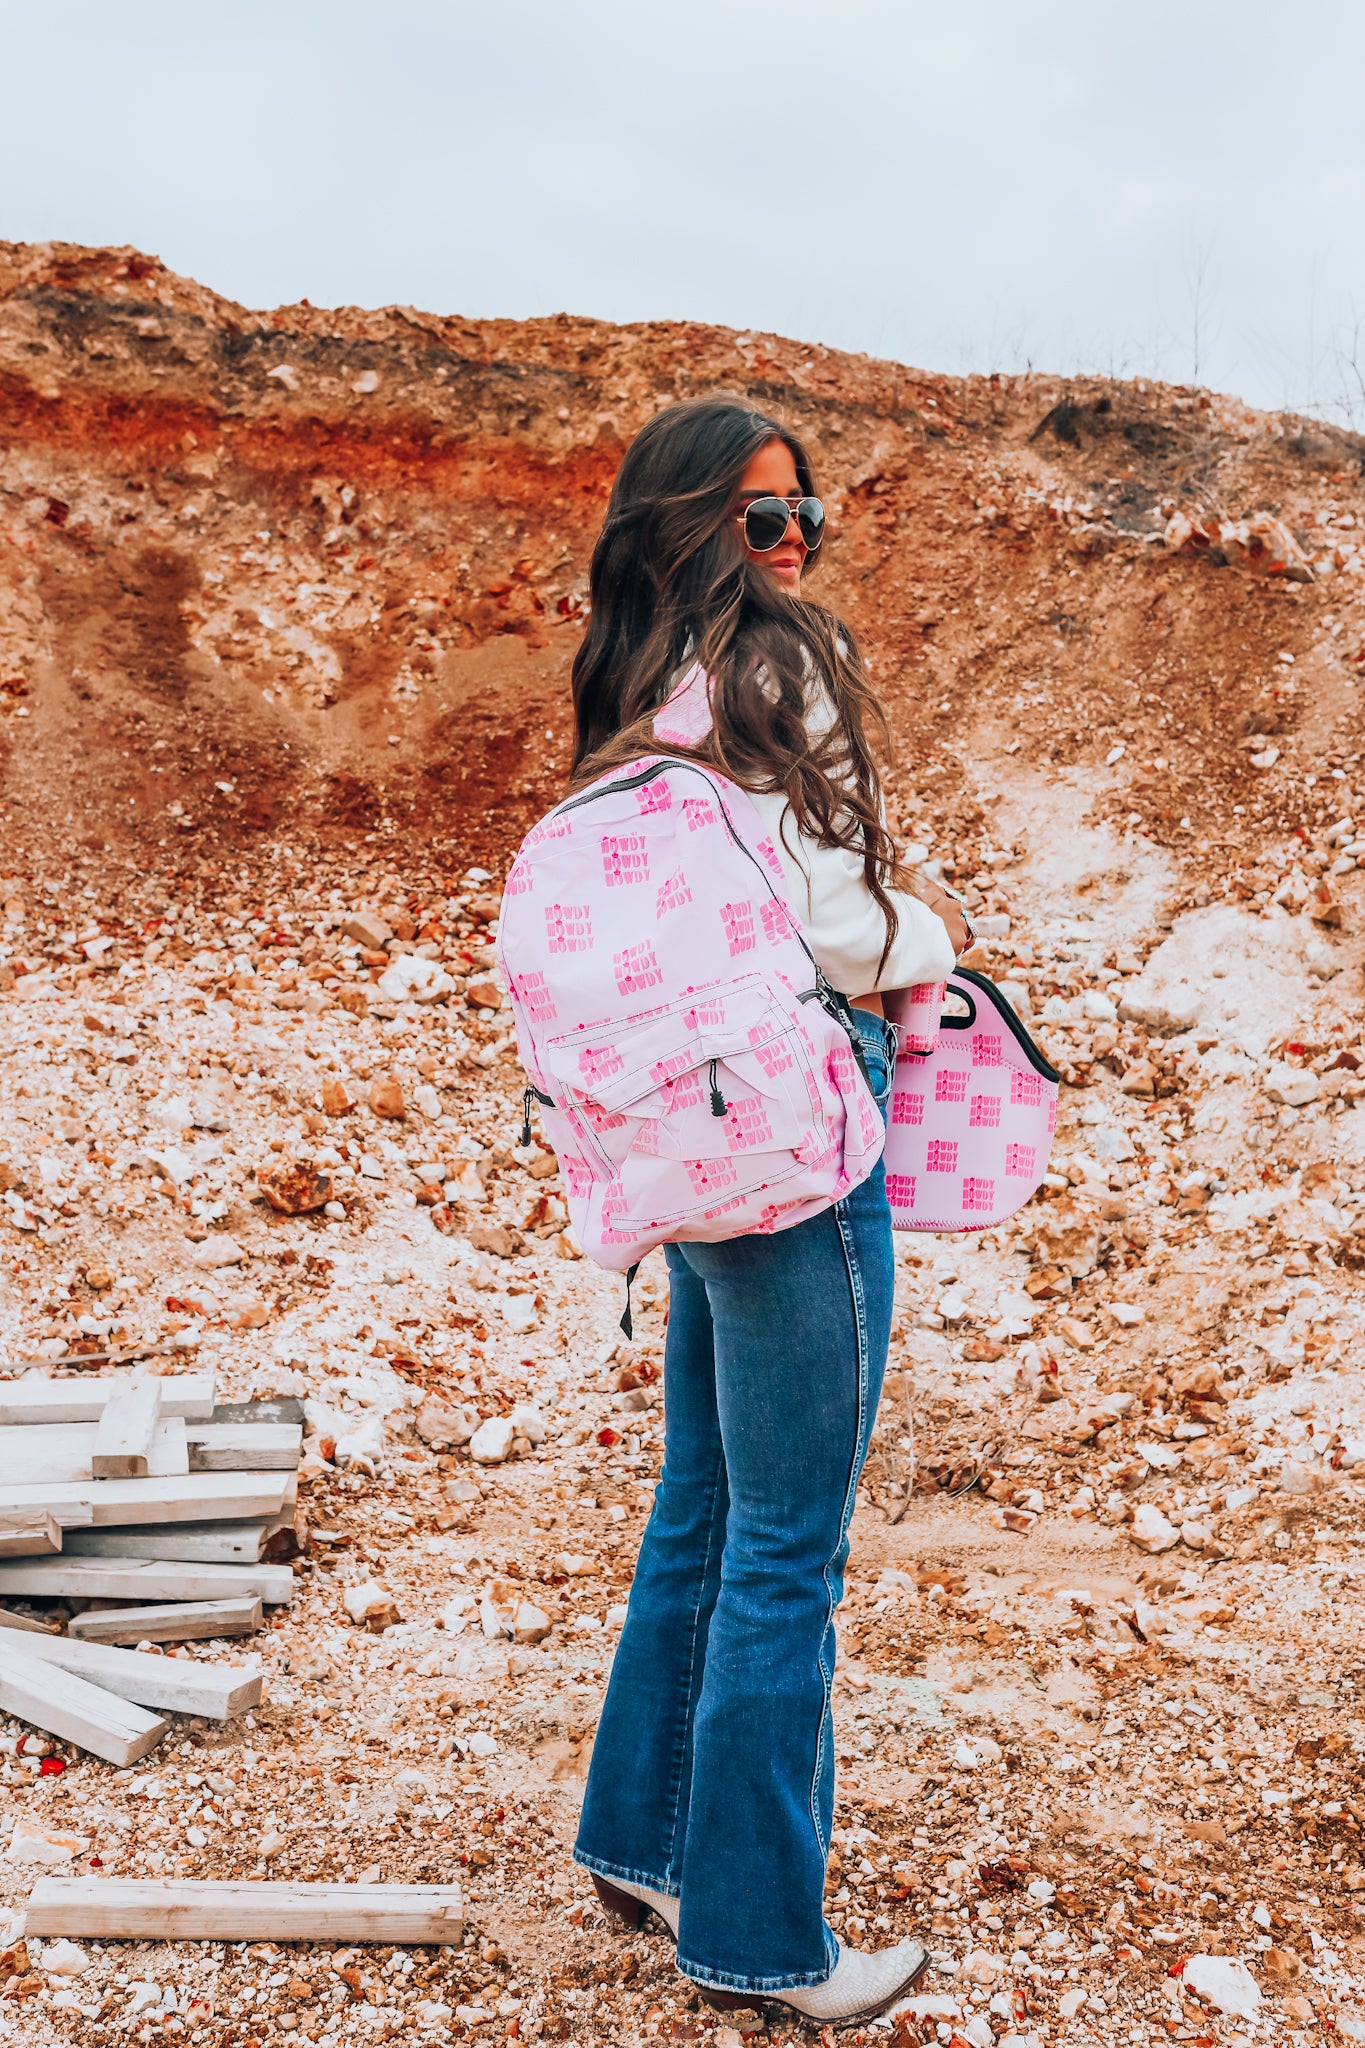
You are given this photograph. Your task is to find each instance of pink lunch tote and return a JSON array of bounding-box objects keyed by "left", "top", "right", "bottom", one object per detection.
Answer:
[{"left": 882, "top": 967, "right": 1060, "bottom": 1232}]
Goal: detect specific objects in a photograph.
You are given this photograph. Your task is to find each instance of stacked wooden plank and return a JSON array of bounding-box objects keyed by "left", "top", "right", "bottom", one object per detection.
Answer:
[{"left": 0, "top": 1367, "right": 301, "bottom": 1765}]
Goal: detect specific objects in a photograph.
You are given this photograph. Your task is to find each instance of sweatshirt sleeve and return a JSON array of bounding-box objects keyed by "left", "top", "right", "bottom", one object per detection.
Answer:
[{"left": 749, "top": 790, "right": 957, "bottom": 997}]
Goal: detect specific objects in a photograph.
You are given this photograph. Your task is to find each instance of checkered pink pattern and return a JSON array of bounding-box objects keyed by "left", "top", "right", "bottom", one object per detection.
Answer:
[
  {"left": 884, "top": 971, "right": 1059, "bottom": 1231},
  {"left": 497, "top": 664, "right": 883, "bottom": 1272}
]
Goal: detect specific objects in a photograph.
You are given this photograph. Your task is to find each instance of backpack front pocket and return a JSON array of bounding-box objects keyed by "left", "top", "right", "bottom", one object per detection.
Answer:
[{"left": 543, "top": 976, "right": 828, "bottom": 1223}]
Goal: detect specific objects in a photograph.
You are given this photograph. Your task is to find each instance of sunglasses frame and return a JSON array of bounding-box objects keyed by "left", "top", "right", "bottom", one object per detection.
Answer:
[{"left": 737, "top": 494, "right": 825, "bottom": 555}]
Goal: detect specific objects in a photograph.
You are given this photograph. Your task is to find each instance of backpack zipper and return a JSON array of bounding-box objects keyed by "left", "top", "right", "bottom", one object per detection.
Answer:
[
  {"left": 707, "top": 1059, "right": 727, "bottom": 1117},
  {"left": 798, "top": 981, "right": 874, "bottom": 1090}
]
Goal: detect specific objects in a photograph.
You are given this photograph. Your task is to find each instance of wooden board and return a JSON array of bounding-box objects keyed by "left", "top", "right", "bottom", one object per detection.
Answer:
[
  {"left": 68, "top": 1597, "right": 262, "bottom": 1644},
  {"left": 0, "top": 1418, "right": 189, "bottom": 1486},
  {"left": 0, "top": 1472, "right": 291, "bottom": 1528},
  {"left": 0, "top": 1643, "right": 168, "bottom": 1765},
  {"left": 26, "top": 1877, "right": 465, "bottom": 1944},
  {"left": 186, "top": 1422, "right": 301, "bottom": 1472},
  {"left": 0, "top": 1508, "right": 63, "bottom": 1558},
  {"left": 211, "top": 1398, "right": 305, "bottom": 1428},
  {"left": 0, "top": 1627, "right": 262, "bottom": 1718},
  {"left": 0, "top": 1604, "right": 57, "bottom": 1634},
  {"left": 64, "top": 1519, "right": 276, "bottom": 1565},
  {"left": 92, "top": 1378, "right": 163, "bottom": 1478},
  {"left": 0, "top": 1556, "right": 294, "bottom": 1604},
  {"left": 0, "top": 1371, "right": 215, "bottom": 1427}
]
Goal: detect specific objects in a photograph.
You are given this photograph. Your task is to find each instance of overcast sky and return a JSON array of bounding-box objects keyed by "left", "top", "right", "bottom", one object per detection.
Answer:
[{"left": 5, "top": 1, "right": 1365, "bottom": 423}]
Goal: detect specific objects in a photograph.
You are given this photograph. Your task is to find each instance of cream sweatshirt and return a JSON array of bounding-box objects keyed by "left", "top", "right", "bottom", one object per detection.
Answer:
[
  {"left": 748, "top": 785, "right": 956, "bottom": 998},
  {"left": 653, "top": 657, "right": 956, "bottom": 1000}
]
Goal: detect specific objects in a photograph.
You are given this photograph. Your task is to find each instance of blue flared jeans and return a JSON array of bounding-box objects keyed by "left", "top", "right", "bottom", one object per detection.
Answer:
[{"left": 574, "top": 1010, "right": 895, "bottom": 1993}]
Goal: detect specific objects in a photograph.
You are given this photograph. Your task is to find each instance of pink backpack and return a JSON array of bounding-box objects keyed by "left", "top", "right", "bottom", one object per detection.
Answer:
[
  {"left": 882, "top": 969, "right": 1060, "bottom": 1231},
  {"left": 496, "top": 746, "right": 884, "bottom": 1273}
]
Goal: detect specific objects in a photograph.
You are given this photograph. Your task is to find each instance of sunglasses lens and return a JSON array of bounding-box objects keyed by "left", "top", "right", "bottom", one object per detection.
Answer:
[
  {"left": 797, "top": 497, "right": 825, "bottom": 550},
  {"left": 743, "top": 497, "right": 793, "bottom": 551}
]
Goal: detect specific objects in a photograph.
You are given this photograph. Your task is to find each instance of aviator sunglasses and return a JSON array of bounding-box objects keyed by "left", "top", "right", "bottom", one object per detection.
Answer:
[{"left": 738, "top": 493, "right": 825, "bottom": 554}]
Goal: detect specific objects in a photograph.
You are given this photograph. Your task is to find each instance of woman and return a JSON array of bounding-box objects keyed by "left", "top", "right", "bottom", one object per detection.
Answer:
[{"left": 567, "top": 397, "right": 969, "bottom": 2023}]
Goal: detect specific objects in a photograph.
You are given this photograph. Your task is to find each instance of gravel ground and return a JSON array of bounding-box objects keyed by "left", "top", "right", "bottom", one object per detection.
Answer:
[{"left": 0, "top": 774, "right": 1363, "bottom": 2048}]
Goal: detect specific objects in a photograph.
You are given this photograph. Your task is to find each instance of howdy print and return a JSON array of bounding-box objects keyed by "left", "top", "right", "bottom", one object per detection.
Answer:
[
  {"left": 883, "top": 969, "right": 1060, "bottom": 1232},
  {"left": 497, "top": 735, "right": 883, "bottom": 1271}
]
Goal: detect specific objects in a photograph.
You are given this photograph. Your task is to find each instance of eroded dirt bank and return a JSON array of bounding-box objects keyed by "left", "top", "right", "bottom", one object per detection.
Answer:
[{"left": 2, "top": 238, "right": 1365, "bottom": 884}]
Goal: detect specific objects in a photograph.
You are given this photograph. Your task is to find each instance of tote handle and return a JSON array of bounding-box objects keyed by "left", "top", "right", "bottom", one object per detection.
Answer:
[{"left": 940, "top": 985, "right": 978, "bottom": 1031}]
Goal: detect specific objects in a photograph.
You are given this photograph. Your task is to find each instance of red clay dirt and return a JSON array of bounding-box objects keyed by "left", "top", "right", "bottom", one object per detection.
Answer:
[{"left": 2, "top": 239, "right": 1363, "bottom": 895}]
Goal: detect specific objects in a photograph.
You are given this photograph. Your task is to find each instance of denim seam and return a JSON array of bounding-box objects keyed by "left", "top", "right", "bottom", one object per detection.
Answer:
[
  {"left": 659, "top": 1450, "right": 725, "bottom": 1883},
  {"left": 573, "top": 1848, "right": 680, "bottom": 1899},
  {"left": 805, "top": 1192, "right": 872, "bottom": 1981}
]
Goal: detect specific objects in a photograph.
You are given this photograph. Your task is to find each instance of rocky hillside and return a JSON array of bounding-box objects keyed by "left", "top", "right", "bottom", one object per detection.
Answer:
[{"left": 2, "top": 239, "right": 1364, "bottom": 887}]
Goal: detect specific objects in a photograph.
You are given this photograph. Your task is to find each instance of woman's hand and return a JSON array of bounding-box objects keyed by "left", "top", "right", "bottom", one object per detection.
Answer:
[{"left": 917, "top": 879, "right": 973, "bottom": 958}]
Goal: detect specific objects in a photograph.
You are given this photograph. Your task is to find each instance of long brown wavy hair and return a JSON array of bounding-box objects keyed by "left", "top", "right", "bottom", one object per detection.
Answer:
[{"left": 570, "top": 396, "right": 910, "bottom": 969}]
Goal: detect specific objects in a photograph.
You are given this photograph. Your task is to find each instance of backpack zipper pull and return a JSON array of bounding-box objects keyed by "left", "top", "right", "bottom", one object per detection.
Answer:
[
  {"left": 619, "top": 1260, "right": 641, "bottom": 1339},
  {"left": 708, "top": 1059, "right": 727, "bottom": 1117},
  {"left": 520, "top": 1086, "right": 535, "bottom": 1147}
]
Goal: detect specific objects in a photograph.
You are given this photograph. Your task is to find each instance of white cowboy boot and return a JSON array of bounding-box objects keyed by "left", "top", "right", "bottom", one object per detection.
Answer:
[{"left": 701, "top": 1937, "right": 929, "bottom": 2024}]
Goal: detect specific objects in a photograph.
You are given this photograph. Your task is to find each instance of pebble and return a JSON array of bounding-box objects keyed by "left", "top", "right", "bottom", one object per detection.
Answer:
[
  {"left": 341, "top": 1579, "right": 397, "bottom": 1625},
  {"left": 413, "top": 1081, "right": 442, "bottom": 1119},
  {"left": 441, "top": 1592, "right": 478, "bottom": 1633},
  {"left": 258, "top": 1160, "right": 333, "bottom": 1214},
  {"left": 1117, "top": 981, "right": 1199, "bottom": 1035},
  {"left": 1130, "top": 1503, "right": 1181, "bottom": 1553},
  {"left": 1181, "top": 1954, "right": 1261, "bottom": 2017},
  {"left": 368, "top": 1074, "right": 407, "bottom": 1119},
  {"left": 415, "top": 1398, "right": 479, "bottom": 1447},
  {"left": 510, "top": 1401, "right": 547, "bottom": 1442},
  {"left": 481, "top": 1584, "right": 553, "bottom": 1644},
  {"left": 1264, "top": 1062, "right": 1320, "bottom": 1107},
  {"left": 5, "top": 1818, "right": 88, "bottom": 1865},
  {"left": 344, "top": 911, "right": 392, "bottom": 949},
  {"left": 38, "top": 1941, "right": 89, "bottom": 1977},
  {"left": 469, "top": 1415, "right": 516, "bottom": 1464},
  {"left": 377, "top": 954, "right": 454, "bottom": 1003},
  {"left": 960, "top": 1949, "right": 1005, "bottom": 1984},
  {"left": 191, "top": 1233, "right": 245, "bottom": 1269}
]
